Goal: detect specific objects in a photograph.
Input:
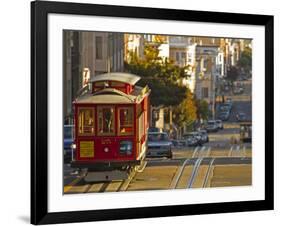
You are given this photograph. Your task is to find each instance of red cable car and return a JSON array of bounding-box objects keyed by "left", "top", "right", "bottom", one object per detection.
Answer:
[{"left": 71, "top": 73, "right": 150, "bottom": 182}]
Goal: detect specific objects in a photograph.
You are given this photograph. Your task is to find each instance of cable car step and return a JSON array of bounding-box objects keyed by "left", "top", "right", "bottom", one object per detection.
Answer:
[{"left": 84, "top": 170, "right": 129, "bottom": 182}]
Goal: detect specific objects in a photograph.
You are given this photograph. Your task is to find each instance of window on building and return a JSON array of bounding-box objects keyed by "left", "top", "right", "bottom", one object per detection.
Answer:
[
  {"left": 176, "top": 52, "right": 180, "bottom": 62},
  {"left": 181, "top": 52, "right": 186, "bottom": 60},
  {"left": 118, "top": 107, "right": 134, "bottom": 135},
  {"left": 204, "top": 59, "right": 208, "bottom": 69},
  {"left": 95, "top": 36, "right": 103, "bottom": 59},
  {"left": 202, "top": 87, "right": 209, "bottom": 98},
  {"left": 98, "top": 106, "right": 115, "bottom": 135},
  {"left": 78, "top": 108, "right": 95, "bottom": 135}
]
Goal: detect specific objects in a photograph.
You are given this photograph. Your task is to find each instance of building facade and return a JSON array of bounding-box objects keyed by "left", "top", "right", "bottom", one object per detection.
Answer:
[
  {"left": 195, "top": 45, "right": 222, "bottom": 117},
  {"left": 169, "top": 36, "right": 197, "bottom": 92},
  {"left": 63, "top": 31, "right": 124, "bottom": 121}
]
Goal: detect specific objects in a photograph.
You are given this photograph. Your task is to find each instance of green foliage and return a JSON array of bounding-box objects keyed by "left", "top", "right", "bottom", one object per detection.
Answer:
[
  {"left": 196, "top": 99, "right": 209, "bottom": 120},
  {"left": 238, "top": 47, "right": 252, "bottom": 73},
  {"left": 137, "top": 78, "right": 186, "bottom": 106},
  {"left": 226, "top": 66, "right": 239, "bottom": 82},
  {"left": 124, "top": 42, "right": 188, "bottom": 107},
  {"left": 125, "top": 40, "right": 197, "bottom": 128},
  {"left": 173, "top": 89, "right": 197, "bottom": 127}
]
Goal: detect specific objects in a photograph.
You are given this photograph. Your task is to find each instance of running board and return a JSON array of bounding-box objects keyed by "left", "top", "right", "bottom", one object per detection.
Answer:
[{"left": 85, "top": 170, "right": 129, "bottom": 182}]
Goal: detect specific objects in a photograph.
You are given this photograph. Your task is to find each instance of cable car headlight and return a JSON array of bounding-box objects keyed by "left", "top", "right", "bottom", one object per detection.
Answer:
[
  {"left": 119, "top": 141, "right": 133, "bottom": 155},
  {"left": 71, "top": 143, "right": 76, "bottom": 149},
  {"left": 104, "top": 147, "right": 109, "bottom": 153}
]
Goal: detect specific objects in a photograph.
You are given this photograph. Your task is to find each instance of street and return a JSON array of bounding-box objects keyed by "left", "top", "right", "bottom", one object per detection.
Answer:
[{"left": 64, "top": 149, "right": 252, "bottom": 193}]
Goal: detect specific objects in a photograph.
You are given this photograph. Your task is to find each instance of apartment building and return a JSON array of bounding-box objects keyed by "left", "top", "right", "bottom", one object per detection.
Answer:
[
  {"left": 169, "top": 36, "right": 197, "bottom": 92},
  {"left": 63, "top": 31, "right": 124, "bottom": 120}
]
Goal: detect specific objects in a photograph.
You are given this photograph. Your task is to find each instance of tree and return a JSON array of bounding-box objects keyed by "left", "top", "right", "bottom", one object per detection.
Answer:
[
  {"left": 124, "top": 42, "right": 188, "bottom": 107},
  {"left": 238, "top": 47, "right": 252, "bottom": 74},
  {"left": 125, "top": 40, "right": 197, "bottom": 129},
  {"left": 137, "top": 78, "right": 187, "bottom": 107},
  {"left": 173, "top": 89, "right": 197, "bottom": 128},
  {"left": 196, "top": 99, "right": 209, "bottom": 120},
  {"left": 226, "top": 66, "right": 239, "bottom": 82}
]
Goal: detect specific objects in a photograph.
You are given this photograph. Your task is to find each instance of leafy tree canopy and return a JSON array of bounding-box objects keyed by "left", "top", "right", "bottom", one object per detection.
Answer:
[
  {"left": 173, "top": 89, "right": 197, "bottom": 127},
  {"left": 195, "top": 99, "right": 209, "bottom": 120},
  {"left": 125, "top": 42, "right": 189, "bottom": 106},
  {"left": 125, "top": 40, "right": 198, "bottom": 128},
  {"left": 226, "top": 66, "right": 239, "bottom": 82},
  {"left": 238, "top": 47, "right": 252, "bottom": 73}
]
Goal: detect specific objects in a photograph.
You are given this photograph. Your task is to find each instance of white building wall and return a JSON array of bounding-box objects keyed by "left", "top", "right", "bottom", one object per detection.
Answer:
[{"left": 158, "top": 43, "right": 169, "bottom": 60}]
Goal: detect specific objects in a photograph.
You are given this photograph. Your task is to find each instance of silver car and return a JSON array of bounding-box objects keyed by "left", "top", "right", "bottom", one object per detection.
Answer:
[
  {"left": 147, "top": 132, "right": 172, "bottom": 158},
  {"left": 215, "top": 120, "right": 224, "bottom": 129},
  {"left": 198, "top": 130, "right": 209, "bottom": 143},
  {"left": 205, "top": 120, "right": 219, "bottom": 132}
]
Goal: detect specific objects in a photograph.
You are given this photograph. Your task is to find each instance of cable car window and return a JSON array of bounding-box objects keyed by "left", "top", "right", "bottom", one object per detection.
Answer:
[
  {"left": 111, "top": 81, "right": 125, "bottom": 87},
  {"left": 94, "top": 81, "right": 109, "bottom": 87},
  {"left": 98, "top": 106, "right": 115, "bottom": 136},
  {"left": 118, "top": 107, "right": 134, "bottom": 136},
  {"left": 78, "top": 108, "right": 95, "bottom": 135}
]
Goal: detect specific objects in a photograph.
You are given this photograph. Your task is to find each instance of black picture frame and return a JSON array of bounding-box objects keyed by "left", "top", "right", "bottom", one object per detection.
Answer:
[{"left": 31, "top": 0, "right": 274, "bottom": 224}]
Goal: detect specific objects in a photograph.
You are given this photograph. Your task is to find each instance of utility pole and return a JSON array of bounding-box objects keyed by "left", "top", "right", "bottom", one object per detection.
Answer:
[{"left": 169, "top": 106, "right": 173, "bottom": 135}]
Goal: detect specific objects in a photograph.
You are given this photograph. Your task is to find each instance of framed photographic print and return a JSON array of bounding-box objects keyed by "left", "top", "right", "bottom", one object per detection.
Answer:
[{"left": 31, "top": 0, "right": 274, "bottom": 224}]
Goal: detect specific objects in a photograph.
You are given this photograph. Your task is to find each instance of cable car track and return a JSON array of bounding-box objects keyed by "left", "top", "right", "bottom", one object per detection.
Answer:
[
  {"left": 187, "top": 158, "right": 204, "bottom": 188},
  {"left": 64, "top": 154, "right": 251, "bottom": 193},
  {"left": 171, "top": 156, "right": 216, "bottom": 189},
  {"left": 202, "top": 158, "right": 215, "bottom": 188}
]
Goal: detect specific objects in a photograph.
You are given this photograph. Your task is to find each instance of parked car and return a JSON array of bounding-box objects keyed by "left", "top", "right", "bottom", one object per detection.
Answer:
[
  {"left": 64, "top": 125, "right": 74, "bottom": 163},
  {"left": 191, "top": 132, "right": 204, "bottom": 144},
  {"left": 148, "top": 127, "right": 161, "bottom": 133},
  {"left": 226, "top": 97, "right": 232, "bottom": 102},
  {"left": 197, "top": 130, "right": 209, "bottom": 143},
  {"left": 183, "top": 132, "right": 202, "bottom": 146},
  {"left": 219, "top": 103, "right": 232, "bottom": 112},
  {"left": 236, "top": 112, "right": 247, "bottom": 122},
  {"left": 233, "top": 86, "right": 244, "bottom": 94},
  {"left": 205, "top": 120, "right": 219, "bottom": 132},
  {"left": 218, "top": 110, "right": 230, "bottom": 121},
  {"left": 225, "top": 98, "right": 233, "bottom": 108},
  {"left": 215, "top": 120, "right": 224, "bottom": 129},
  {"left": 147, "top": 132, "right": 172, "bottom": 158},
  {"left": 171, "top": 139, "right": 188, "bottom": 147}
]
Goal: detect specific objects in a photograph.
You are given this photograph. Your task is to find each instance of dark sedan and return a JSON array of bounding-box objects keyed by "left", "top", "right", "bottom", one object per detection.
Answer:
[
  {"left": 236, "top": 112, "right": 247, "bottom": 122},
  {"left": 147, "top": 132, "right": 172, "bottom": 158},
  {"left": 64, "top": 125, "right": 74, "bottom": 163}
]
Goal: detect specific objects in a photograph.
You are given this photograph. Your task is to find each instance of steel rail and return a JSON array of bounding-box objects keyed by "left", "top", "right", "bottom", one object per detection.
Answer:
[
  {"left": 202, "top": 158, "right": 215, "bottom": 188},
  {"left": 187, "top": 157, "right": 204, "bottom": 188},
  {"left": 170, "top": 158, "right": 190, "bottom": 189}
]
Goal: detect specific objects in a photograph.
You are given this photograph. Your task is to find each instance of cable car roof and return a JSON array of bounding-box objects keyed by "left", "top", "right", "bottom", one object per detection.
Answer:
[
  {"left": 74, "top": 86, "right": 150, "bottom": 104},
  {"left": 89, "top": 72, "right": 141, "bottom": 85},
  {"left": 75, "top": 93, "right": 135, "bottom": 104}
]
